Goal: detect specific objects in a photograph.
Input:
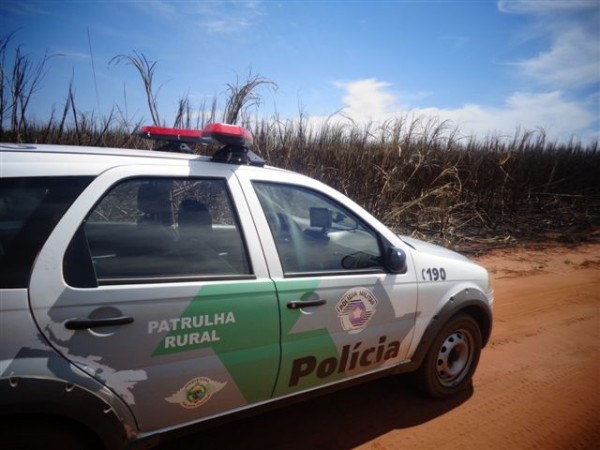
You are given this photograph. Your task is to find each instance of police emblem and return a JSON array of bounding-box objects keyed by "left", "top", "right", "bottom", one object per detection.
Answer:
[
  {"left": 336, "top": 287, "right": 378, "bottom": 333},
  {"left": 165, "top": 377, "right": 226, "bottom": 408}
]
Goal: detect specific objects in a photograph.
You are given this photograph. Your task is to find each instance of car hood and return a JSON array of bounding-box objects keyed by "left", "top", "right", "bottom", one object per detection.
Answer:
[{"left": 398, "top": 235, "right": 470, "bottom": 262}]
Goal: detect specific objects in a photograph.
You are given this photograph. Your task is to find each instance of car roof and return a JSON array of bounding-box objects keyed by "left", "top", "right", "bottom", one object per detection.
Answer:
[
  {"left": 0, "top": 142, "right": 204, "bottom": 161},
  {"left": 0, "top": 142, "right": 290, "bottom": 178}
]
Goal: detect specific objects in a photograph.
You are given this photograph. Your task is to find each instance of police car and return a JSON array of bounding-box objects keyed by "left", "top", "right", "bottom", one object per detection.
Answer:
[{"left": 0, "top": 124, "right": 493, "bottom": 449}]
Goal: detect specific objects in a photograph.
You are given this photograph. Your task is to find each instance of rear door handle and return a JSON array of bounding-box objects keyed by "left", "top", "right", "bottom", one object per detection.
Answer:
[
  {"left": 65, "top": 316, "right": 134, "bottom": 330},
  {"left": 287, "top": 300, "right": 327, "bottom": 309}
]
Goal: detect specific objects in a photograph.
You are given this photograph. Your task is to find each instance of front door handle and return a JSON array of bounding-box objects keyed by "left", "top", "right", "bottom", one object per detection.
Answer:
[
  {"left": 287, "top": 300, "right": 327, "bottom": 309},
  {"left": 65, "top": 316, "right": 134, "bottom": 330}
]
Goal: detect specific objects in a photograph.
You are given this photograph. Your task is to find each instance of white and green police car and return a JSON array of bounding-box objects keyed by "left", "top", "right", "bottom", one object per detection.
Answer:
[{"left": 0, "top": 124, "right": 493, "bottom": 449}]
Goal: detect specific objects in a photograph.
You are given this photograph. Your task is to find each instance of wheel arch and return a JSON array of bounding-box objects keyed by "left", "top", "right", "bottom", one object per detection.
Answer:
[
  {"left": 460, "top": 303, "right": 492, "bottom": 347},
  {"left": 397, "top": 287, "right": 493, "bottom": 374},
  {"left": 0, "top": 377, "right": 129, "bottom": 450}
]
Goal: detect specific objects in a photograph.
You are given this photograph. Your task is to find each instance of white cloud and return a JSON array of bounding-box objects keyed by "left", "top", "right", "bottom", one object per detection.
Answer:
[
  {"left": 53, "top": 50, "right": 90, "bottom": 61},
  {"left": 130, "top": 0, "right": 265, "bottom": 35},
  {"left": 320, "top": 6, "right": 598, "bottom": 143},
  {"left": 333, "top": 79, "right": 396, "bottom": 120},
  {"left": 317, "top": 1, "right": 597, "bottom": 143},
  {"left": 498, "top": 0, "right": 597, "bottom": 14},
  {"left": 0, "top": 0, "right": 51, "bottom": 16},
  {"left": 329, "top": 79, "right": 597, "bottom": 143},
  {"left": 498, "top": 0, "right": 600, "bottom": 90},
  {"left": 510, "top": 24, "right": 599, "bottom": 90},
  {"left": 195, "top": 1, "right": 266, "bottom": 35},
  {"left": 515, "top": 27, "right": 600, "bottom": 88},
  {"left": 128, "top": 0, "right": 178, "bottom": 19},
  {"left": 463, "top": 91, "right": 596, "bottom": 139}
]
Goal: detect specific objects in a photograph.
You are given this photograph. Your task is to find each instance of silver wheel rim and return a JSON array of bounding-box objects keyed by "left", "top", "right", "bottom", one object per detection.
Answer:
[{"left": 435, "top": 328, "right": 474, "bottom": 387}]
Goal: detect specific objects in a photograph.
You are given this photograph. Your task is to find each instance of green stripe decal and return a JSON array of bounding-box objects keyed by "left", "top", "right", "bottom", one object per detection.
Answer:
[
  {"left": 152, "top": 281, "right": 279, "bottom": 403},
  {"left": 273, "top": 279, "right": 344, "bottom": 395}
]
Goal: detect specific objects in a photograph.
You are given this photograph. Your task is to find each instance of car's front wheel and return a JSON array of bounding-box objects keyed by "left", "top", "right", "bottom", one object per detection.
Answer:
[{"left": 416, "top": 313, "right": 482, "bottom": 398}]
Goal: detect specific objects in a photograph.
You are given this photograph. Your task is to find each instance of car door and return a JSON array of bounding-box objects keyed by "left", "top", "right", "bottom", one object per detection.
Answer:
[
  {"left": 28, "top": 163, "right": 280, "bottom": 432},
  {"left": 238, "top": 170, "right": 419, "bottom": 397}
]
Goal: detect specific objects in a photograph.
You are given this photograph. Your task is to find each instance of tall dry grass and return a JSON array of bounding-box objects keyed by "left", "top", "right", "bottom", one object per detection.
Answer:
[{"left": 249, "top": 116, "right": 599, "bottom": 250}]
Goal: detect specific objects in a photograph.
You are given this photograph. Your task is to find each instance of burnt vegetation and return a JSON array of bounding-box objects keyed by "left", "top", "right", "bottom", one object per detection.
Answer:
[{"left": 1, "top": 36, "right": 598, "bottom": 252}]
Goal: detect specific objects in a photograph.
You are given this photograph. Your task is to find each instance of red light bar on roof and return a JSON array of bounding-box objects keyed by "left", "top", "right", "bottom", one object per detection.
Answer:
[
  {"left": 202, "top": 123, "right": 253, "bottom": 147},
  {"left": 137, "top": 122, "right": 263, "bottom": 166},
  {"left": 138, "top": 126, "right": 203, "bottom": 143},
  {"left": 138, "top": 123, "right": 253, "bottom": 147}
]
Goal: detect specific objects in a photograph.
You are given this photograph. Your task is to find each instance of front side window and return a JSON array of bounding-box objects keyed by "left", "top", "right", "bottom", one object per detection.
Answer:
[
  {"left": 253, "top": 182, "right": 383, "bottom": 275},
  {"left": 67, "top": 177, "right": 251, "bottom": 285}
]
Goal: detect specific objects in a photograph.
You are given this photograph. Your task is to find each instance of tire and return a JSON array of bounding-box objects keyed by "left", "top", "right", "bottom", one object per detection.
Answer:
[
  {"left": 1, "top": 417, "right": 102, "bottom": 450},
  {"left": 416, "top": 313, "right": 482, "bottom": 399}
]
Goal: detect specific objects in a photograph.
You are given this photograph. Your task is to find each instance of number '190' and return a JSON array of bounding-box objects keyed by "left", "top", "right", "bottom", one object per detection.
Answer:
[{"left": 422, "top": 267, "right": 446, "bottom": 281}]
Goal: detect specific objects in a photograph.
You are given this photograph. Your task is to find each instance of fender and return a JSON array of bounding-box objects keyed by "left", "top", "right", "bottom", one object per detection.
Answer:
[
  {"left": 0, "top": 377, "right": 128, "bottom": 450},
  {"left": 394, "top": 287, "right": 492, "bottom": 374}
]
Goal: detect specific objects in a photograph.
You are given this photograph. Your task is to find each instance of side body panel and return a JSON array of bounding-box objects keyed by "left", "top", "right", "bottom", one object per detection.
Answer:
[
  {"left": 235, "top": 167, "right": 420, "bottom": 396},
  {"left": 405, "top": 247, "right": 493, "bottom": 359},
  {"left": 27, "top": 162, "right": 281, "bottom": 433},
  {"left": 271, "top": 275, "right": 418, "bottom": 395},
  {"left": 0, "top": 289, "right": 132, "bottom": 448}
]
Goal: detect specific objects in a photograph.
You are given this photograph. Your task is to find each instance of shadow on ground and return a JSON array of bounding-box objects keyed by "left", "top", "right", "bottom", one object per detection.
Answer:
[{"left": 158, "top": 375, "right": 472, "bottom": 450}]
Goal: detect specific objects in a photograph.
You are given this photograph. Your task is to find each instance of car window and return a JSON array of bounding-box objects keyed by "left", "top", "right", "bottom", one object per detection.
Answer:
[
  {"left": 0, "top": 176, "right": 93, "bottom": 288},
  {"left": 67, "top": 177, "right": 252, "bottom": 286},
  {"left": 253, "top": 181, "right": 383, "bottom": 275}
]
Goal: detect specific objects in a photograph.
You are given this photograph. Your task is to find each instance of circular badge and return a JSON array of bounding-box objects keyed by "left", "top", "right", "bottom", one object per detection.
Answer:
[{"left": 335, "top": 287, "right": 379, "bottom": 334}]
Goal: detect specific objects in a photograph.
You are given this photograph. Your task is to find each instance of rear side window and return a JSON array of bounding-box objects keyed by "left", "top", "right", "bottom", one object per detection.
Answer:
[
  {"left": 0, "top": 177, "right": 93, "bottom": 288},
  {"left": 65, "top": 177, "right": 252, "bottom": 286}
]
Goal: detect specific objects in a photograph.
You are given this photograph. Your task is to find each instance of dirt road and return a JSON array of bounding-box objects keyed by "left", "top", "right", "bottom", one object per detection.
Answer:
[{"left": 161, "top": 243, "right": 600, "bottom": 450}]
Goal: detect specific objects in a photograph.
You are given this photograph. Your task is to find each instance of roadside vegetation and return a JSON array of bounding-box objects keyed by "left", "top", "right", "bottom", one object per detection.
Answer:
[{"left": 2, "top": 36, "right": 598, "bottom": 252}]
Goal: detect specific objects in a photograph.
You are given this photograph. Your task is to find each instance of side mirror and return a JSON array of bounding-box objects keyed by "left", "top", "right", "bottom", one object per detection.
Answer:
[{"left": 386, "top": 247, "right": 407, "bottom": 273}]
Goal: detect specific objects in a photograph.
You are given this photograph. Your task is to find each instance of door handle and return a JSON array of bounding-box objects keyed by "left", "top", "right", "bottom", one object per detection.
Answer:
[
  {"left": 65, "top": 316, "right": 134, "bottom": 330},
  {"left": 287, "top": 300, "right": 327, "bottom": 309}
]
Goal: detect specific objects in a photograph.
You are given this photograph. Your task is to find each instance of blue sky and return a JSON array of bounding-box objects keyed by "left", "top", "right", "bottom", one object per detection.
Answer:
[{"left": 2, "top": 0, "right": 599, "bottom": 143}]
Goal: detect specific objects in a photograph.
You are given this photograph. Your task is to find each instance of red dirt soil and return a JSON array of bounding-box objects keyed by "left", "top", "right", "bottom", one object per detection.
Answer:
[{"left": 161, "top": 242, "right": 600, "bottom": 450}]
